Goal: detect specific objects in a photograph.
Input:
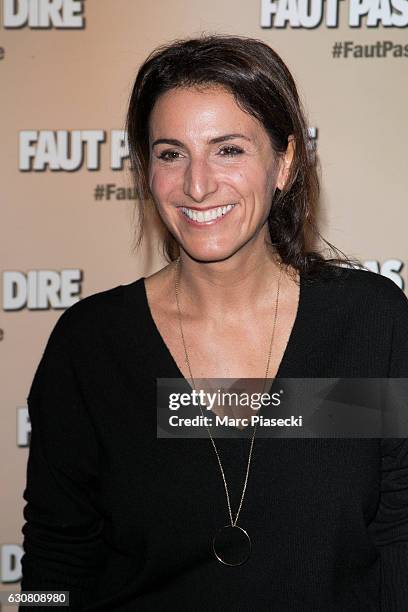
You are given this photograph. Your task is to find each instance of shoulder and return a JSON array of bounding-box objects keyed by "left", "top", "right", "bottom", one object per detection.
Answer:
[
  {"left": 308, "top": 264, "right": 408, "bottom": 317},
  {"left": 28, "top": 279, "right": 147, "bottom": 401},
  {"left": 44, "top": 278, "right": 146, "bottom": 350}
]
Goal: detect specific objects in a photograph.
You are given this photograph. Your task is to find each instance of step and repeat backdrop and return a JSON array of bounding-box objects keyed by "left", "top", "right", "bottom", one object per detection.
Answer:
[{"left": 1, "top": 0, "right": 407, "bottom": 599}]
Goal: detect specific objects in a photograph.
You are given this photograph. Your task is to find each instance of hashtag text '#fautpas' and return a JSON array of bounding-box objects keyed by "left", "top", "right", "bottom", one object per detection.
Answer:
[
  {"left": 332, "top": 40, "right": 408, "bottom": 59},
  {"left": 93, "top": 184, "right": 137, "bottom": 201}
]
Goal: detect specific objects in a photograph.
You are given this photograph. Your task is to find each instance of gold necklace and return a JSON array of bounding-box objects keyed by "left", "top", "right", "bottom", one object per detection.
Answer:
[{"left": 174, "top": 256, "right": 283, "bottom": 566}]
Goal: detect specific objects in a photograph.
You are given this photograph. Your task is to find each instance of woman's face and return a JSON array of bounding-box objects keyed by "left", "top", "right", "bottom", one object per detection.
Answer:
[{"left": 148, "top": 86, "right": 291, "bottom": 263}]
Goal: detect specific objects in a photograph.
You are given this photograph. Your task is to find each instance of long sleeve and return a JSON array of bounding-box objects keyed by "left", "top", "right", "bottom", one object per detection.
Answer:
[
  {"left": 20, "top": 309, "right": 108, "bottom": 610},
  {"left": 368, "top": 282, "right": 408, "bottom": 610}
]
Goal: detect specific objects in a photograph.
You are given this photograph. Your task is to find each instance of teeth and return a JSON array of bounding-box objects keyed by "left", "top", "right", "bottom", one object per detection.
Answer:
[{"left": 181, "top": 204, "right": 235, "bottom": 223}]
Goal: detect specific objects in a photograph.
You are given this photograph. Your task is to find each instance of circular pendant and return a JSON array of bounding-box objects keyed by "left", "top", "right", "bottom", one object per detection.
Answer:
[{"left": 212, "top": 525, "right": 251, "bottom": 566}]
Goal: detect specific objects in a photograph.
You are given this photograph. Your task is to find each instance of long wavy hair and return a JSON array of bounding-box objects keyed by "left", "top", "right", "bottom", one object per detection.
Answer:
[{"left": 125, "top": 34, "right": 360, "bottom": 280}]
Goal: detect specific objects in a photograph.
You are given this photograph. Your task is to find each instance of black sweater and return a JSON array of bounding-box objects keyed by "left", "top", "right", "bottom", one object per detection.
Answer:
[{"left": 20, "top": 266, "right": 408, "bottom": 611}]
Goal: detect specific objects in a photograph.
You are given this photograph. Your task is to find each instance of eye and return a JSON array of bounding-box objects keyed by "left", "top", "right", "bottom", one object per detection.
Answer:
[
  {"left": 157, "top": 150, "right": 183, "bottom": 162},
  {"left": 218, "top": 145, "right": 244, "bottom": 157}
]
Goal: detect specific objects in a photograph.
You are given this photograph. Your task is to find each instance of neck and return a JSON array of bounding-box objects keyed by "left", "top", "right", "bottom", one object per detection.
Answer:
[{"left": 175, "top": 237, "right": 283, "bottom": 319}]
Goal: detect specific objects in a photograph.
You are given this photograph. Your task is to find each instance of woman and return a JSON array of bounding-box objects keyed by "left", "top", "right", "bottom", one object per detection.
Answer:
[{"left": 20, "top": 35, "right": 408, "bottom": 610}]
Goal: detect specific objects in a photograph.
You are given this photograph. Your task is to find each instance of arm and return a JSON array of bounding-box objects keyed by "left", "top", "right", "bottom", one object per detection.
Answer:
[
  {"left": 20, "top": 309, "right": 108, "bottom": 610},
  {"left": 368, "top": 283, "right": 408, "bottom": 610}
]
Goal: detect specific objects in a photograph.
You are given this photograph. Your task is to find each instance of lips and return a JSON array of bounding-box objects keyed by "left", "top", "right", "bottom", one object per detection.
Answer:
[{"left": 180, "top": 204, "right": 236, "bottom": 224}]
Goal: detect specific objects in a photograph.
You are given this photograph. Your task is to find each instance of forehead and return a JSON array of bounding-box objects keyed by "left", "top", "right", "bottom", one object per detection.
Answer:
[{"left": 148, "top": 86, "right": 265, "bottom": 141}]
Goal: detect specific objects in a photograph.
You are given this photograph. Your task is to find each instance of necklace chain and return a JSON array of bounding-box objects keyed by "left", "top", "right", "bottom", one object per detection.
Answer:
[{"left": 174, "top": 256, "right": 283, "bottom": 528}]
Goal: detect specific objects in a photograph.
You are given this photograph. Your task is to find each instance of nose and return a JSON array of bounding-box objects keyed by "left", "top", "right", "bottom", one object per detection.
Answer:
[{"left": 183, "top": 157, "right": 218, "bottom": 202}]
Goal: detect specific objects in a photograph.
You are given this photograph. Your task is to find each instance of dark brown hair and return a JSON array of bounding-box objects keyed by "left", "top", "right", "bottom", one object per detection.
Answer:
[{"left": 125, "top": 33, "right": 360, "bottom": 279}]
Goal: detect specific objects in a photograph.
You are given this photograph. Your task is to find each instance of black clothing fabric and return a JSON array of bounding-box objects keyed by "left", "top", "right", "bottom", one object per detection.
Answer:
[{"left": 20, "top": 267, "right": 408, "bottom": 610}]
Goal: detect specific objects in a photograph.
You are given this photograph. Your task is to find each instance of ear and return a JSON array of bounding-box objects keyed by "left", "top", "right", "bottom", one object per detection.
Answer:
[{"left": 276, "top": 135, "right": 295, "bottom": 191}]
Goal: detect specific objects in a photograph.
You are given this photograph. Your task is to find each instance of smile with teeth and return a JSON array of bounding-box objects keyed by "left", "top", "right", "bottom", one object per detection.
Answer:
[{"left": 180, "top": 204, "right": 236, "bottom": 223}]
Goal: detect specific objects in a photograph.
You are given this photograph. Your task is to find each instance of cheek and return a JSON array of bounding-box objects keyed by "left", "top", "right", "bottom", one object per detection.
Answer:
[
  {"left": 148, "top": 166, "right": 177, "bottom": 203},
  {"left": 227, "top": 166, "right": 272, "bottom": 202},
  {"left": 219, "top": 166, "right": 252, "bottom": 195}
]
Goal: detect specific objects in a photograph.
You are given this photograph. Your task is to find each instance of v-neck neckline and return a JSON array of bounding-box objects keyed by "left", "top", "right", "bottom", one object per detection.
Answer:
[{"left": 140, "top": 268, "right": 306, "bottom": 382}]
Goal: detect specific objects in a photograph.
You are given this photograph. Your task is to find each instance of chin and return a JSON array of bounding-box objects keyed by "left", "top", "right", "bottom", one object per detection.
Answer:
[{"left": 178, "top": 242, "right": 242, "bottom": 264}]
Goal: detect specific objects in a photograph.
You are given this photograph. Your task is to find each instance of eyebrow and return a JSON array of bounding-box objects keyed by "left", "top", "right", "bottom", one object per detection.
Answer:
[{"left": 151, "top": 133, "right": 252, "bottom": 148}]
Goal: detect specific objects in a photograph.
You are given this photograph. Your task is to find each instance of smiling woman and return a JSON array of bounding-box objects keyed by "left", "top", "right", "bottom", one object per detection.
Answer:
[
  {"left": 20, "top": 34, "right": 408, "bottom": 611},
  {"left": 126, "top": 35, "right": 346, "bottom": 274}
]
